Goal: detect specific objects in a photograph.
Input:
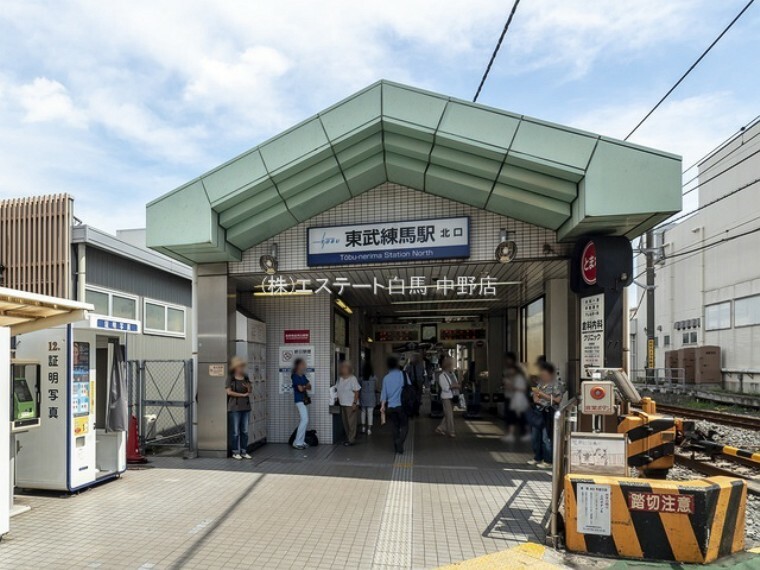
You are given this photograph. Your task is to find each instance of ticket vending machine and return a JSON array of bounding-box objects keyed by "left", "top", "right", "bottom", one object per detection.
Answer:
[{"left": 14, "top": 322, "right": 128, "bottom": 492}]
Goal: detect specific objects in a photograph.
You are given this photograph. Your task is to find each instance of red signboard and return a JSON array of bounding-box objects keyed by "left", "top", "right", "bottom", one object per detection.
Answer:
[
  {"left": 284, "top": 329, "right": 310, "bottom": 344},
  {"left": 627, "top": 492, "right": 695, "bottom": 514},
  {"left": 581, "top": 241, "right": 597, "bottom": 286}
]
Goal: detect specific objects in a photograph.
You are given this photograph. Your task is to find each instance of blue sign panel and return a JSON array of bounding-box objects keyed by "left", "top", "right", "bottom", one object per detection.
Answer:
[
  {"left": 307, "top": 216, "right": 470, "bottom": 266},
  {"left": 95, "top": 318, "right": 139, "bottom": 333}
]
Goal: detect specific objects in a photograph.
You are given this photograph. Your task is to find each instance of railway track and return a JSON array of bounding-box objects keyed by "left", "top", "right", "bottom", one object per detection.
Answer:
[
  {"left": 675, "top": 453, "right": 760, "bottom": 495},
  {"left": 656, "top": 403, "right": 760, "bottom": 430}
]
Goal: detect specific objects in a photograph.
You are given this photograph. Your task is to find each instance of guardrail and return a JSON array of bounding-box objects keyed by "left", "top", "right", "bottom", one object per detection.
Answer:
[
  {"left": 631, "top": 367, "right": 686, "bottom": 390},
  {"left": 548, "top": 396, "right": 577, "bottom": 549}
]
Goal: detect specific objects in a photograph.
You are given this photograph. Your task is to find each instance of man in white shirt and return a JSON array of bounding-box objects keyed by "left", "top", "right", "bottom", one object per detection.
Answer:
[
  {"left": 336, "top": 361, "right": 361, "bottom": 446},
  {"left": 435, "top": 355, "right": 460, "bottom": 438}
]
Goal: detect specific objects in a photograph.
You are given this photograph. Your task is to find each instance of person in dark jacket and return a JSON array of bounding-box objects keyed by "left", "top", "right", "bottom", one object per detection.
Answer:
[{"left": 226, "top": 356, "right": 252, "bottom": 460}]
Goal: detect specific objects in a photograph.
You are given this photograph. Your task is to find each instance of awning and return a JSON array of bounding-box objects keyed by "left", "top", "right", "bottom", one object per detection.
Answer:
[
  {"left": 0, "top": 287, "right": 93, "bottom": 335},
  {"left": 146, "top": 80, "right": 682, "bottom": 264}
]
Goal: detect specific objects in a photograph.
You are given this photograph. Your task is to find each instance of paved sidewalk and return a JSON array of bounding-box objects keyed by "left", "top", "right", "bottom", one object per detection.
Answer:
[{"left": 1, "top": 413, "right": 553, "bottom": 569}]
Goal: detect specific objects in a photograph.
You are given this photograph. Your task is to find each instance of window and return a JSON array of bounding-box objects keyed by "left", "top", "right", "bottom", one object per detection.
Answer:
[
  {"left": 682, "top": 332, "right": 698, "bottom": 345},
  {"left": 112, "top": 295, "right": 137, "bottom": 319},
  {"left": 85, "top": 289, "right": 109, "bottom": 315},
  {"left": 735, "top": 295, "right": 760, "bottom": 327},
  {"left": 85, "top": 287, "right": 137, "bottom": 320},
  {"left": 663, "top": 335, "right": 671, "bottom": 347},
  {"left": 144, "top": 299, "right": 186, "bottom": 337},
  {"left": 705, "top": 302, "right": 731, "bottom": 330},
  {"left": 520, "top": 297, "right": 545, "bottom": 365}
]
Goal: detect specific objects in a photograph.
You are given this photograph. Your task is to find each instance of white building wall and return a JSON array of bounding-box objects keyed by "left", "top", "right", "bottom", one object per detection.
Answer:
[{"left": 633, "top": 119, "right": 760, "bottom": 391}]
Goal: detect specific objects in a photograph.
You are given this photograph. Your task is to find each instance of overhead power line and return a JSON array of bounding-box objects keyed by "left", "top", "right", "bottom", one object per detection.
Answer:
[
  {"left": 667, "top": 177, "right": 760, "bottom": 225},
  {"left": 473, "top": 0, "right": 522, "bottom": 103},
  {"left": 624, "top": 0, "right": 756, "bottom": 141}
]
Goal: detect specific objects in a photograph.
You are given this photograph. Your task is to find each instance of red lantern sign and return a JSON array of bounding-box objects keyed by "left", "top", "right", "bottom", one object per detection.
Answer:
[{"left": 581, "top": 241, "right": 597, "bottom": 286}]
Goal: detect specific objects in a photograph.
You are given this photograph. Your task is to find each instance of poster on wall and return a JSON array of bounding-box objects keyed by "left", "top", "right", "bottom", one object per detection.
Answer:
[
  {"left": 278, "top": 345, "right": 315, "bottom": 394},
  {"left": 576, "top": 483, "right": 612, "bottom": 536},
  {"left": 580, "top": 293, "right": 604, "bottom": 378}
]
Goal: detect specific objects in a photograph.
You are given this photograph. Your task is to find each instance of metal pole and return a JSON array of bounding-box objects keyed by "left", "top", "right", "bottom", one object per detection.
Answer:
[
  {"left": 549, "top": 397, "right": 577, "bottom": 548},
  {"left": 645, "top": 230, "right": 656, "bottom": 380}
]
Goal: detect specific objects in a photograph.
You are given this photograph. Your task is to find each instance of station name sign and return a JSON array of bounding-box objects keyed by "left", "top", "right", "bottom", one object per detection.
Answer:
[{"left": 307, "top": 216, "right": 469, "bottom": 266}]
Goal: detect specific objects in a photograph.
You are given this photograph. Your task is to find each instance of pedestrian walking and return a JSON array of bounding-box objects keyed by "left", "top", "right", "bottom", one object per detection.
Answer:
[
  {"left": 226, "top": 356, "right": 252, "bottom": 459},
  {"left": 502, "top": 353, "right": 529, "bottom": 442},
  {"left": 435, "top": 355, "right": 460, "bottom": 438},
  {"left": 291, "top": 358, "right": 312, "bottom": 450},
  {"left": 404, "top": 353, "right": 425, "bottom": 416},
  {"left": 380, "top": 356, "right": 408, "bottom": 455},
  {"left": 360, "top": 370, "right": 377, "bottom": 435},
  {"left": 336, "top": 361, "right": 361, "bottom": 446}
]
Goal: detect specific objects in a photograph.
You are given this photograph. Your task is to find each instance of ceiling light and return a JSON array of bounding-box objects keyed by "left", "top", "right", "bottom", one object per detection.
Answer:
[
  {"left": 395, "top": 308, "right": 490, "bottom": 313},
  {"left": 390, "top": 298, "right": 501, "bottom": 305},
  {"left": 253, "top": 290, "right": 314, "bottom": 297},
  {"left": 335, "top": 298, "right": 353, "bottom": 314},
  {"left": 397, "top": 316, "right": 480, "bottom": 320}
]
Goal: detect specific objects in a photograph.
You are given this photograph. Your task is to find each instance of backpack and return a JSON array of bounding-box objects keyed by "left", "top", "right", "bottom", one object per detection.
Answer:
[
  {"left": 288, "top": 428, "right": 319, "bottom": 447},
  {"left": 401, "top": 372, "right": 418, "bottom": 416}
]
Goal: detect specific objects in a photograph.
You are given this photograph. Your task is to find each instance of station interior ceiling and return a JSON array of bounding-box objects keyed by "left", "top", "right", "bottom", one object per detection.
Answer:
[{"left": 233, "top": 258, "right": 569, "bottom": 321}]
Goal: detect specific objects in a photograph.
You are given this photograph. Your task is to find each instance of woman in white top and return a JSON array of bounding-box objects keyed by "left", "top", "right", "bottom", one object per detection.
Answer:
[
  {"left": 336, "top": 361, "right": 361, "bottom": 446},
  {"left": 360, "top": 372, "right": 377, "bottom": 435},
  {"left": 435, "top": 355, "right": 460, "bottom": 438}
]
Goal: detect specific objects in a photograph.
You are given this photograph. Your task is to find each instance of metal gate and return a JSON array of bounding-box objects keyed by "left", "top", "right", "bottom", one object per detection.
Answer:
[{"left": 127, "top": 359, "right": 194, "bottom": 453}]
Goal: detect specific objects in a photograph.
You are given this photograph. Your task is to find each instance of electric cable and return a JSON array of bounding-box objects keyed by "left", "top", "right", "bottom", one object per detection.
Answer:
[
  {"left": 624, "top": 0, "right": 756, "bottom": 140},
  {"left": 473, "top": 0, "right": 522, "bottom": 103}
]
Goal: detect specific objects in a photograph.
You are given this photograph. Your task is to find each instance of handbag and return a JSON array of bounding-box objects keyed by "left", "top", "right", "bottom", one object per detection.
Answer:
[
  {"left": 303, "top": 393, "right": 312, "bottom": 406},
  {"left": 444, "top": 372, "right": 460, "bottom": 406}
]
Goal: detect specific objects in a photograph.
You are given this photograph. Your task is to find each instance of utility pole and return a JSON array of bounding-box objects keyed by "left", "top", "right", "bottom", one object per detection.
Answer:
[{"left": 645, "top": 230, "right": 656, "bottom": 380}]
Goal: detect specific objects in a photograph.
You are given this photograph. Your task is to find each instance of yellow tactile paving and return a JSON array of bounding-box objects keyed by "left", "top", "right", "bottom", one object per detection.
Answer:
[{"left": 436, "top": 543, "right": 562, "bottom": 569}]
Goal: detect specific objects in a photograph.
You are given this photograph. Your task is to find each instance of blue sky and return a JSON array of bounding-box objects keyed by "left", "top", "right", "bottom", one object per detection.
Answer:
[{"left": 0, "top": 1, "right": 758, "bottom": 230}]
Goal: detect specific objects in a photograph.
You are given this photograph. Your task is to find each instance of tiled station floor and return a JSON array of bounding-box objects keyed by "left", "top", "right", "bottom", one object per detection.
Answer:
[{"left": 1, "top": 410, "right": 555, "bottom": 569}]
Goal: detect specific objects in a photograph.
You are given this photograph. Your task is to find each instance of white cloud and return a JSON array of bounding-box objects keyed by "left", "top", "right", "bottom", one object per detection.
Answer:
[
  {"left": 14, "top": 77, "right": 86, "bottom": 127},
  {"left": 0, "top": 0, "right": 755, "bottom": 231}
]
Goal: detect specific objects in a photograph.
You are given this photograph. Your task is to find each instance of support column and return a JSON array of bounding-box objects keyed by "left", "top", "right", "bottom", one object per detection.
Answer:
[
  {"left": 545, "top": 278, "right": 570, "bottom": 384},
  {"left": 195, "top": 263, "right": 235, "bottom": 457}
]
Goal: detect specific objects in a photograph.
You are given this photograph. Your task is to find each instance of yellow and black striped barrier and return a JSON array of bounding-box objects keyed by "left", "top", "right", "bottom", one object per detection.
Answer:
[{"left": 565, "top": 474, "right": 746, "bottom": 564}]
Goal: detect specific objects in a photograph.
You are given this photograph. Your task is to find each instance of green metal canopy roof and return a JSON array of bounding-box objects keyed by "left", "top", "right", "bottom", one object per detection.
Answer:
[{"left": 146, "top": 80, "right": 682, "bottom": 264}]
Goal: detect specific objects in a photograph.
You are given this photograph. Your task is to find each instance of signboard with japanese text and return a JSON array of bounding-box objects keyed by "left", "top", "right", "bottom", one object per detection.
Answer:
[
  {"left": 307, "top": 216, "right": 469, "bottom": 266},
  {"left": 581, "top": 293, "right": 604, "bottom": 378},
  {"left": 279, "top": 345, "right": 314, "bottom": 394},
  {"left": 576, "top": 483, "right": 612, "bottom": 536},
  {"left": 627, "top": 491, "right": 695, "bottom": 515},
  {"left": 569, "top": 432, "right": 627, "bottom": 476},
  {"left": 86, "top": 314, "right": 141, "bottom": 334},
  {"left": 284, "top": 329, "right": 310, "bottom": 344}
]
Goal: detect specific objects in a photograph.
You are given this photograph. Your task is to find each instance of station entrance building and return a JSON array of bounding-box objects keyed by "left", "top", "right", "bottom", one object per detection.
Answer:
[{"left": 146, "top": 80, "right": 681, "bottom": 454}]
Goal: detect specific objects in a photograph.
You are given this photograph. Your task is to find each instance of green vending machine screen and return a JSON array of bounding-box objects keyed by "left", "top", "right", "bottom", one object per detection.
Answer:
[{"left": 14, "top": 377, "right": 37, "bottom": 421}]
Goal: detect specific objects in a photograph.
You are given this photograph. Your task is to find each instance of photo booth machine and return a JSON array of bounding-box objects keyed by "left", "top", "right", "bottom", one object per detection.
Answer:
[{"left": 0, "top": 288, "right": 92, "bottom": 536}]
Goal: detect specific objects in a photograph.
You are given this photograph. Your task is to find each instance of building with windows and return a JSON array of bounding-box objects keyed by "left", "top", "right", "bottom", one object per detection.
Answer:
[{"left": 631, "top": 117, "right": 760, "bottom": 392}]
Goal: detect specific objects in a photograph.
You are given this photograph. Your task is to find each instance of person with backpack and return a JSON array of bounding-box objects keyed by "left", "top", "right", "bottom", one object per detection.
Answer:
[
  {"left": 291, "top": 358, "right": 312, "bottom": 450},
  {"left": 225, "top": 356, "right": 252, "bottom": 459},
  {"left": 380, "top": 355, "right": 409, "bottom": 455},
  {"left": 435, "top": 355, "right": 460, "bottom": 438}
]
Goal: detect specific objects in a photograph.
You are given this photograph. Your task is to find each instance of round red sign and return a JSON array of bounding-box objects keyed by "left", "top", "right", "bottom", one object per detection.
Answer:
[{"left": 581, "top": 241, "right": 597, "bottom": 286}]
